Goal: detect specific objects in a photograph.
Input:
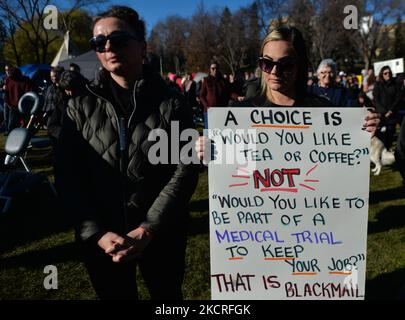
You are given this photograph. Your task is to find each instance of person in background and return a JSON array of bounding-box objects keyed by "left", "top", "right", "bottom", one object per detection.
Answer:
[
  {"left": 335, "top": 74, "right": 342, "bottom": 87},
  {"left": 396, "top": 74, "right": 405, "bottom": 183},
  {"left": 340, "top": 72, "right": 347, "bottom": 87},
  {"left": 361, "top": 69, "right": 368, "bottom": 89},
  {"left": 182, "top": 73, "right": 197, "bottom": 111},
  {"left": 364, "top": 70, "right": 376, "bottom": 101},
  {"left": 43, "top": 66, "right": 65, "bottom": 154},
  {"left": 0, "top": 64, "right": 13, "bottom": 134},
  {"left": 47, "top": 70, "right": 87, "bottom": 152},
  {"left": 195, "top": 26, "right": 379, "bottom": 160},
  {"left": 166, "top": 73, "right": 182, "bottom": 93},
  {"left": 363, "top": 68, "right": 374, "bottom": 88},
  {"left": 373, "top": 66, "right": 403, "bottom": 150},
  {"left": 199, "top": 60, "right": 230, "bottom": 127},
  {"left": 43, "top": 66, "right": 65, "bottom": 115},
  {"left": 346, "top": 74, "right": 361, "bottom": 107},
  {"left": 69, "top": 63, "right": 81, "bottom": 74},
  {"left": 3, "top": 65, "right": 33, "bottom": 133},
  {"left": 229, "top": 72, "right": 245, "bottom": 104},
  {"left": 309, "top": 59, "right": 348, "bottom": 106},
  {"left": 395, "top": 114, "right": 405, "bottom": 183},
  {"left": 243, "top": 67, "right": 261, "bottom": 100}
]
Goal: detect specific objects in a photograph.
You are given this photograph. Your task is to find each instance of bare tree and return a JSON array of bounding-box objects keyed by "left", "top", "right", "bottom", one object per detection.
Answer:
[
  {"left": 148, "top": 16, "right": 189, "bottom": 74},
  {"left": 184, "top": 2, "right": 217, "bottom": 72},
  {"left": 357, "top": 0, "right": 404, "bottom": 69},
  {"left": 286, "top": 0, "right": 316, "bottom": 67},
  {"left": 304, "top": 0, "right": 363, "bottom": 70},
  {"left": 0, "top": 0, "right": 107, "bottom": 64},
  {"left": 216, "top": 7, "right": 245, "bottom": 75},
  {"left": 256, "top": 0, "right": 287, "bottom": 34},
  {"left": 239, "top": 2, "right": 261, "bottom": 69}
]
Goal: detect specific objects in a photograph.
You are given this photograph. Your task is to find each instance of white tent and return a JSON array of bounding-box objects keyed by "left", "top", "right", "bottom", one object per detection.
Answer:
[
  {"left": 59, "top": 50, "right": 100, "bottom": 80},
  {"left": 51, "top": 31, "right": 78, "bottom": 66}
]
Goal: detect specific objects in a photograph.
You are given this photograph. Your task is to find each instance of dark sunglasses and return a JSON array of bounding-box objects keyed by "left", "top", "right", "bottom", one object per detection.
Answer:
[
  {"left": 89, "top": 32, "right": 138, "bottom": 53},
  {"left": 257, "top": 57, "right": 296, "bottom": 74}
]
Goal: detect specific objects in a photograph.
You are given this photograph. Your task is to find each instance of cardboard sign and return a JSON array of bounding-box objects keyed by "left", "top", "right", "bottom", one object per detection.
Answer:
[{"left": 208, "top": 107, "right": 370, "bottom": 300}]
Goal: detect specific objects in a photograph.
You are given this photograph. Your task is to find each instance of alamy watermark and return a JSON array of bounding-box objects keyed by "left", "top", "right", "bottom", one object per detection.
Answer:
[
  {"left": 43, "top": 265, "right": 58, "bottom": 290},
  {"left": 343, "top": 5, "right": 359, "bottom": 30},
  {"left": 146, "top": 122, "right": 260, "bottom": 167},
  {"left": 43, "top": 5, "right": 58, "bottom": 30}
]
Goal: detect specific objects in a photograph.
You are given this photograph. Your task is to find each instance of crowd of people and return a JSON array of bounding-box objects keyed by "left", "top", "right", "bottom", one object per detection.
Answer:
[
  {"left": 0, "top": 4, "right": 404, "bottom": 300},
  {"left": 162, "top": 57, "right": 405, "bottom": 146}
]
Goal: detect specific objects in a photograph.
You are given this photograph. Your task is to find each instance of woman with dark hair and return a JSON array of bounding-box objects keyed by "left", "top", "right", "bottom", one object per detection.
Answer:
[
  {"left": 195, "top": 26, "right": 379, "bottom": 157},
  {"left": 55, "top": 6, "right": 198, "bottom": 299},
  {"left": 373, "top": 66, "right": 403, "bottom": 149}
]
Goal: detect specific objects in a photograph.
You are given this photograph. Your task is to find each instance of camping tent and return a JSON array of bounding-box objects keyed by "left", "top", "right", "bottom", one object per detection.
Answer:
[
  {"left": 51, "top": 31, "right": 79, "bottom": 67},
  {"left": 59, "top": 50, "right": 100, "bottom": 80}
]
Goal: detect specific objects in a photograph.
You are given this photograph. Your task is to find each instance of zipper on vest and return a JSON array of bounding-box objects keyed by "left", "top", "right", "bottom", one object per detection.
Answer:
[
  {"left": 86, "top": 84, "right": 130, "bottom": 232},
  {"left": 128, "top": 80, "right": 138, "bottom": 129}
]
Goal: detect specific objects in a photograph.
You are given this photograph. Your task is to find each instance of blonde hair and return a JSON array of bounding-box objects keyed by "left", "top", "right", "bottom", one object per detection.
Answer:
[{"left": 259, "top": 27, "right": 308, "bottom": 101}]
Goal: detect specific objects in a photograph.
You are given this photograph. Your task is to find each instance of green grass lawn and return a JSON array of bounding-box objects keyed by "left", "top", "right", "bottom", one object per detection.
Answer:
[{"left": 0, "top": 130, "right": 404, "bottom": 300}]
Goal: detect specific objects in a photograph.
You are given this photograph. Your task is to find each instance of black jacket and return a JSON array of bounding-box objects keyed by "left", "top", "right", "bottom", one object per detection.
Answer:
[
  {"left": 395, "top": 116, "right": 405, "bottom": 181},
  {"left": 372, "top": 79, "right": 403, "bottom": 114},
  {"left": 43, "top": 84, "right": 63, "bottom": 113},
  {"left": 55, "top": 65, "right": 199, "bottom": 241}
]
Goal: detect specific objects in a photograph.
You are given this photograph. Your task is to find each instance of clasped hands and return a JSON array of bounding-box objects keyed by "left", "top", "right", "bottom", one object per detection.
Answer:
[{"left": 97, "top": 227, "right": 153, "bottom": 263}]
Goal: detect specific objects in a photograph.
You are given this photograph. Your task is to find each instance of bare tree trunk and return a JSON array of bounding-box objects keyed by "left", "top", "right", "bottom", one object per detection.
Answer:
[{"left": 7, "top": 21, "right": 21, "bottom": 65}]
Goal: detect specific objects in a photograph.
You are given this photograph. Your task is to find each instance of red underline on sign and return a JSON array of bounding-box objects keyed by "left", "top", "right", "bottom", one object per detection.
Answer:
[
  {"left": 299, "top": 183, "right": 316, "bottom": 191},
  {"left": 229, "top": 183, "right": 249, "bottom": 187},
  {"left": 260, "top": 188, "right": 298, "bottom": 193},
  {"left": 292, "top": 272, "right": 318, "bottom": 276},
  {"left": 228, "top": 257, "right": 244, "bottom": 260},
  {"left": 251, "top": 124, "right": 311, "bottom": 129},
  {"left": 264, "top": 257, "right": 295, "bottom": 261},
  {"left": 232, "top": 175, "right": 250, "bottom": 179},
  {"left": 304, "top": 179, "right": 319, "bottom": 182},
  {"left": 329, "top": 272, "right": 352, "bottom": 275}
]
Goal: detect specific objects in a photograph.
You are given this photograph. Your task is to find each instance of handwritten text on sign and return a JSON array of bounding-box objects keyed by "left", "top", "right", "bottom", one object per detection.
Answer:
[{"left": 208, "top": 108, "right": 370, "bottom": 300}]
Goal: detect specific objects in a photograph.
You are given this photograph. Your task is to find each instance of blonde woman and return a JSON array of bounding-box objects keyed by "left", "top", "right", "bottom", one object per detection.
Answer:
[{"left": 195, "top": 26, "right": 379, "bottom": 159}]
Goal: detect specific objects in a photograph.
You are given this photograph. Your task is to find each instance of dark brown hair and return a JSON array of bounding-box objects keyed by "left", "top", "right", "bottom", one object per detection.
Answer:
[
  {"left": 93, "top": 6, "right": 145, "bottom": 41},
  {"left": 378, "top": 66, "right": 392, "bottom": 81}
]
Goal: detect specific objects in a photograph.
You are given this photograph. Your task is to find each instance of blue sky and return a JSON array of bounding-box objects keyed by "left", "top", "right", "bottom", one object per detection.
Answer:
[{"left": 104, "top": 0, "right": 255, "bottom": 31}]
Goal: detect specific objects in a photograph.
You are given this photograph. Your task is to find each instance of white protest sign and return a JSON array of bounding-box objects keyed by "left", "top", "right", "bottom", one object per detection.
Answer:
[
  {"left": 208, "top": 107, "right": 370, "bottom": 300},
  {"left": 373, "top": 58, "right": 404, "bottom": 76}
]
